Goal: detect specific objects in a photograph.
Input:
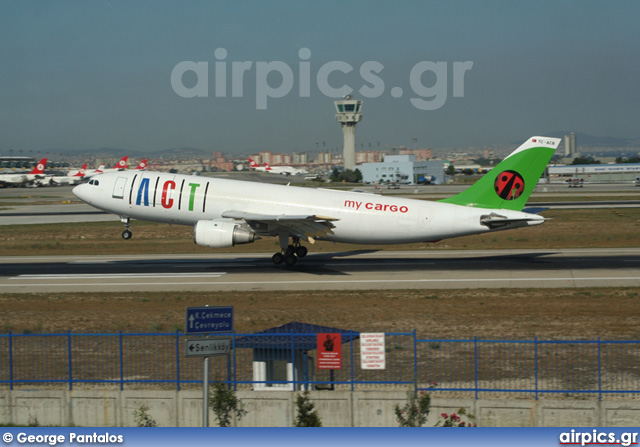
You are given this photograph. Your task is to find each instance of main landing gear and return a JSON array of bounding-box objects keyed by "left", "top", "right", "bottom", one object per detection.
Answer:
[
  {"left": 272, "top": 235, "right": 308, "bottom": 266},
  {"left": 120, "top": 216, "right": 132, "bottom": 240}
]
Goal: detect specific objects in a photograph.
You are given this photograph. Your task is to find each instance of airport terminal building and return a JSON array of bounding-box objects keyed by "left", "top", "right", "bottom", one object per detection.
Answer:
[
  {"left": 0, "top": 156, "right": 36, "bottom": 171},
  {"left": 358, "top": 155, "right": 445, "bottom": 185},
  {"left": 548, "top": 163, "right": 640, "bottom": 182}
]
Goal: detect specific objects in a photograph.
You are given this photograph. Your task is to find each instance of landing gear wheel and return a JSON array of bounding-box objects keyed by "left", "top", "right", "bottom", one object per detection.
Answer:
[
  {"left": 276, "top": 235, "right": 306, "bottom": 266},
  {"left": 120, "top": 216, "right": 132, "bottom": 240},
  {"left": 272, "top": 253, "right": 284, "bottom": 265}
]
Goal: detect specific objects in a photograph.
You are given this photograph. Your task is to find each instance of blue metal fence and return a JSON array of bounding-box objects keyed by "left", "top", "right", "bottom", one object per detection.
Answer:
[{"left": 1, "top": 331, "right": 639, "bottom": 399}]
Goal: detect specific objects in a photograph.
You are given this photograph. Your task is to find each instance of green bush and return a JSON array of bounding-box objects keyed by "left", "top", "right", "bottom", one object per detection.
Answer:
[
  {"left": 208, "top": 381, "right": 247, "bottom": 427},
  {"left": 133, "top": 404, "right": 157, "bottom": 427},
  {"left": 294, "top": 390, "right": 322, "bottom": 427}
]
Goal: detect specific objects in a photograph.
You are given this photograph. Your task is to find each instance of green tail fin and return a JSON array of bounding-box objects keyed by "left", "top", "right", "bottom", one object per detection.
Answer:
[{"left": 439, "top": 136, "right": 560, "bottom": 211}]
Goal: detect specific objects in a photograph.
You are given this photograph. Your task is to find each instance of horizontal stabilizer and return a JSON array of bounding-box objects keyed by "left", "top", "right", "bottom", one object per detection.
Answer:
[
  {"left": 522, "top": 207, "right": 549, "bottom": 214},
  {"left": 480, "top": 212, "right": 544, "bottom": 230}
]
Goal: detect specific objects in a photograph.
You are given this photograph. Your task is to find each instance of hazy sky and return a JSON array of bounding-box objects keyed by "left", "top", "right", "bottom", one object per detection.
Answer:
[{"left": 1, "top": 0, "right": 639, "bottom": 154}]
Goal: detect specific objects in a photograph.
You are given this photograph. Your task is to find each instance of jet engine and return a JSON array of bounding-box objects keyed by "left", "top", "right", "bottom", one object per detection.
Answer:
[{"left": 194, "top": 220, "right": 256, "bottom": 248}]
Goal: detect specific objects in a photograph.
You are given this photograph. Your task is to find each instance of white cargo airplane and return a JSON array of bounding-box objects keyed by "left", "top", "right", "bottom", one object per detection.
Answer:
[
  {"left": 73, "top": 137, "right": 560, "bottom": 266},
  {"left": 0, "top": 158, "right": 48, "bottom": 187}
]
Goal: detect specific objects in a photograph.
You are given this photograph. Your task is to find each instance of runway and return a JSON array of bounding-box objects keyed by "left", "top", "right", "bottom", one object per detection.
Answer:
[{"left": 2, "top": 248, "right": 639, "bottom": 292}]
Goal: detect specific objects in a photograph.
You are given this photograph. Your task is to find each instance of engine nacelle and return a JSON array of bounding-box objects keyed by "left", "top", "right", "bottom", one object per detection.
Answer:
[{"left": 194, "top": 220, "right": 256, "bottom": 248}]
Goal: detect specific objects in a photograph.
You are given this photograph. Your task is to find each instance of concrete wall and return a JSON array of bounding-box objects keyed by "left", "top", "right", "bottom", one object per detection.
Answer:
[{"left": 1, "top": 389, "right": 640, "bottom": 427}]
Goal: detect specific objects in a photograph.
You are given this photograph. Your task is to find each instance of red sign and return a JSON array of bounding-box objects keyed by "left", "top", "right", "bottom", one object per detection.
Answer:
[{"left": 317, "top": 333, "right": 342, "bottom": 369}]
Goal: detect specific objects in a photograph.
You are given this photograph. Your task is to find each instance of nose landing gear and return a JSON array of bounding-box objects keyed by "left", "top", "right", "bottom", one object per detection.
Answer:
[{"left": 120, "top": 216, "right": 132, "bottom": 240}]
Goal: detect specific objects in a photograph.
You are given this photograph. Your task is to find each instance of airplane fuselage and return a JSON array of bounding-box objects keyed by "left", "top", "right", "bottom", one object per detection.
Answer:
[
  {"left": 0, "top": 173, "right": 44, "bottom": 186},
  {"left": 74, "top": 170, "right": 542, "bottom": 244}
]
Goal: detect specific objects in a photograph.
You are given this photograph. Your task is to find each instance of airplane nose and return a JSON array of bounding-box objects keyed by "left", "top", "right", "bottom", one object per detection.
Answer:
[{"left": 72, "top": 183, "right": 91, "bottom": 204}]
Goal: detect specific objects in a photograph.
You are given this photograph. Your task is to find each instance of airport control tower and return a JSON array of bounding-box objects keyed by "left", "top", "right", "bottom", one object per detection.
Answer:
[{"left": 335, "top": 95, "right": 363, "bottom": 170}]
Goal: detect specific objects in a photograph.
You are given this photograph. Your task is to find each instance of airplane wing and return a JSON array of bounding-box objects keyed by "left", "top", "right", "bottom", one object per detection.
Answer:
[{"left": 221, "top": 210, "right": 338, "bottom": 243}]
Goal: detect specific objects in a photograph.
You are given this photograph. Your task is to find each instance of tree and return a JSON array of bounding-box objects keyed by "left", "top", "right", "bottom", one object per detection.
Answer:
[
  {"left": 293, "top": 390, "right": 322, "bottom": 427},
  {"left": 330, "top": 168, "right": 362, "bottom": 183},
  {"left": 395, "top": 391, "right": 431, "bottom": 427},
  {"left": 209, "top": 381, "right": 247, "bottom": 427},
  {"left": 571, "top": 156, "right": 600, "bottom": 165},
  {"left": 446, "top": 164, "right": 455, "bottom": 176},
  {"left": 616, "top": 156, "right": 640, "bottom": 164}
]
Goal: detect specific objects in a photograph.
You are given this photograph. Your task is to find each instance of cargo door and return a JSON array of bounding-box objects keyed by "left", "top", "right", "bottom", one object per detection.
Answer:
[{"left": 112, "top": 176, "right": 128, "bottom": 199}]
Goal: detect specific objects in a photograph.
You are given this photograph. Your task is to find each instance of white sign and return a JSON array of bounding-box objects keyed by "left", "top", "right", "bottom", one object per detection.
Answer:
[
  {"left": 185, "top": 338, "right": 231, "bottom": 357},
  {"left": 360, "top": 332, "right": 386, "bottom": 370}
]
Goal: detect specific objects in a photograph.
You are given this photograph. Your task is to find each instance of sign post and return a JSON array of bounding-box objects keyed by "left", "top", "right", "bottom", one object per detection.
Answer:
[
  {"left": 203, "top": 356, "right": 209, "bottom": 428},
  {"left": 185, "top": 306, "right": 234, "bottom": 427}
]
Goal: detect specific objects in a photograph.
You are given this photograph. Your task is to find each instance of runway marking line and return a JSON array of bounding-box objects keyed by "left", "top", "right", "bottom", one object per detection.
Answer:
[
  {"left": 11, "top": 273, "right": 227, "bottom": 280},
  {"left": 2, "top": 276, "right": 639, "bottom": 287}
]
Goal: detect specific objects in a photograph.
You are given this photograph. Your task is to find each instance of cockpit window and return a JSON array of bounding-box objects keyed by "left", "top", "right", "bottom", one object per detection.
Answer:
[{"left": 89, "top": 179, "right": 99, "bottom": 186}]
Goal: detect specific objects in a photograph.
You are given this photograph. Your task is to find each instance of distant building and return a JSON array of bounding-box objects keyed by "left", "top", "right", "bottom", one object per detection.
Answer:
[
  {"left": 209, "top": 160, "right": 235, "bottom": 171},
  {"left": 316, "top": 152, "right": 333, "bottom": 164},
  {"left": 359, "top": 155, "right": 446, "bottom": 185},
  {"left": 259, "top": 151, "right": 272, "bottom": 165},
  {"left": 412, "top": 148, "right": 433, "bottom": 161},
  {"left": 356, "top": 151, "right": 381, "bottom": 164},
  {"left": 564, "top": 132, "right": 577, "bottom": 157},
  {"left": 395, "top": 148, "right": 433, "bottom": 160},
  {"left": 292, "top": 152, "right": 308, "bottom": 164},
  {"left": 271, "top": 153, "right": 284, "bottom": 165},
  {"left": 0, "top": 156, "right": 36, "bottom": 171},
  {"left": 549, "top": 163, "right": 640, "bottom": 180}
]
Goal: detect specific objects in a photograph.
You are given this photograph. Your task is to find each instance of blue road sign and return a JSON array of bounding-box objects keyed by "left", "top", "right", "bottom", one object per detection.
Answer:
[{"left": 185, "top": 306, "right": 233, "bottom": 335}]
